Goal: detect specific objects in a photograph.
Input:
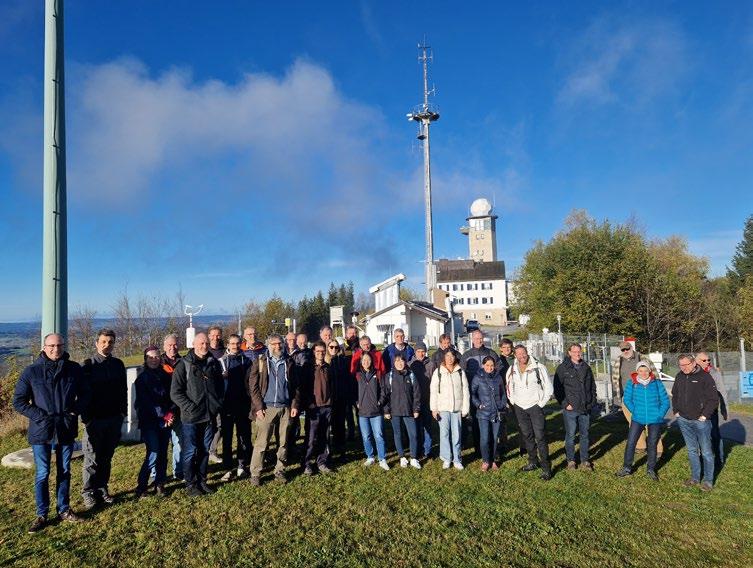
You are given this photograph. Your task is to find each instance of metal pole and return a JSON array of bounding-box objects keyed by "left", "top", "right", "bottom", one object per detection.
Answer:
[
  {"left": 423, "top": 117, "right": 434, "bottom": 300},
  {"left": 41, "top": 0, "right": 68, "bottom": 344},
  {"left": 741, "top": 337, "right": 747, "bottom": 374}
]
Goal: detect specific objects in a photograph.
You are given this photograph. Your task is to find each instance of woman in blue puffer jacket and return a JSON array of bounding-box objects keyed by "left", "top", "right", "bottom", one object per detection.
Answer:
[
  {"left": 471, "top": 356, "right": 507, "bottom": 471},
  {"left": 616, "top": 361, "right": 670, "bottom": 480}
]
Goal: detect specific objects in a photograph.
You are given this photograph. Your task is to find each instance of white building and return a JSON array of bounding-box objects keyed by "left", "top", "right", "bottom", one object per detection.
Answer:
[
  {"left": 361, "top": 274, "right": 449, "bottom": 347},
  {"left": 435, "top": 198, "right": 509, "bottom": 326}
]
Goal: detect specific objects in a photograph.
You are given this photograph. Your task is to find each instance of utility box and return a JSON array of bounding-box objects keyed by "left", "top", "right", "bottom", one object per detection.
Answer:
[{"left": 740, "top": 372, "right": 753, "bottom": 398}]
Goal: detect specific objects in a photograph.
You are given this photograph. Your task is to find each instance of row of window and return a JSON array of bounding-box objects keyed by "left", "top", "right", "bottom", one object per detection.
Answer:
[
  {"left": 455, "top": 297, "right": 495, "bottom": 305},
  {"left": 440, "top": 282, "right": 494, "bottom": 292},
  {"left": 466, "top": 313, "right": 494, "bottom": 320}
]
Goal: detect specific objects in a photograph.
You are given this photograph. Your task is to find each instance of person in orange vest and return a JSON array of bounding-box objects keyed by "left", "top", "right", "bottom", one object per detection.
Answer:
[{"left": 161, "top": 334, "right": 183, "bottom": 480}]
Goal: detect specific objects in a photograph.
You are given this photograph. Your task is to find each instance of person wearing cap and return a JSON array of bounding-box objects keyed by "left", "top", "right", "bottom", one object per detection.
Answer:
[
  {"left": 616, "top": 361, "right": 669, "bottom": 480},
  {"left": 409, "top": 341, "right": 435, "bottom": 459},
  {"left": 695, "top": 352, "right": 729, "bottom": 470},
  {"left": 611, "top": 340, "right": 659, "bottom": 455},
  {"left": 135, "top": 347, "right": 175, "bottom": 498}
]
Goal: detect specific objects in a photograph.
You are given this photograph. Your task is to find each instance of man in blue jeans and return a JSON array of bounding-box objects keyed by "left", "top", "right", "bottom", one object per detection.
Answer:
[
  {"left": 13, "top": 333, "right": 90, "bottom": 533},
  {"left": 554, "top": 343, "right": 597, "bottom": 471},
  {"left": 672, "top": 354, "right": 719, "bottom": 491}
]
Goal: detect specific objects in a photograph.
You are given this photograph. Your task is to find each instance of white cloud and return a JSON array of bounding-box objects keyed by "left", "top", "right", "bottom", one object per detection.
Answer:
[{"left": 558, "top": 16, "right": 689, "bottom": 108}]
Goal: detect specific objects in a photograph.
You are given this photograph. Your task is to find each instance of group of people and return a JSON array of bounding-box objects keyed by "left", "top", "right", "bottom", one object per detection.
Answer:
[{"left": 13, "top": 326, "right": 728, "bottom": 534}]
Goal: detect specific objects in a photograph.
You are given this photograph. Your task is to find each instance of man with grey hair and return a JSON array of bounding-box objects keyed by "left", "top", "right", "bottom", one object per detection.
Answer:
[
  {"left": 170, "top": 332, "right": 225, "bottom": 497},
  {"left": 14, "top": 333, "right": 90, "bottom": 533},
  {"left": 383, "top": 328, "right": 415, "bottom": 372},
  {"left": 161, "top": 333, "right": 183, "bottom": 480},
  {"left": 672, "top": 354, "right": 718, "bottom": 491},
  {"left": 694, "top": 352, "right": 729, "bottom": 471},
  {"left": 248, "top": 334, "right": 301, "bottom": 486}
]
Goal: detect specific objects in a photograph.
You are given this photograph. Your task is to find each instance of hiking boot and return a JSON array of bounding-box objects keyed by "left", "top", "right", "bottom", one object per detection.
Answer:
[
  {"left": 378, "top": 460, "right": 390, "bottom": 471},
  {"left": 185, "top": 485, "right": 204, "bottom": 497},
  {"left": 409, "top": 459, "right": 422, "bottom": 470},
  {"left": 400, "top": 457, "right": 409, "bottom": 468},
  {"left": 567, "top": 461, "right": 577, "bottom": 471},
  {"left": 249, "top": 476, "right": 261, "bottom": 487},
  {"left": 646, "top": 470, "right": 659, "bottom": 481},
  {"left": 100, "top": 488, "right": 115, "bottom": 505},
  {"left": 700, "top": 482, "right": 713, "bottom": 492},
  {"left": 481, "top": 462, "right": 490, "bottom": 472},
  {"left": 58, "top": 509, "right": 84, "bottom": 523},
  {"left": 581, "top": 461, "right": 594, "bottom": 472},
  {"left": 521, "top": 462, "right": 538, "bottom": 472},
  {"left": 540, "top": 469, "right": 552, "bottom": 481},
  {"left": 199, "top": 482, "right": 215, "bottom": 494},
  {"left": 220, "top": 469, "right": 237, "bottom": 482},
  {"left": 81, "top": 491, "right": 98, "bottom": 510},
  {"left": 28, "top": 516, "right": 47, "bottom": 534},
  {"left": 615, "top": 467, "right": 632, "bottom": 478},
  {"left": 318, "top": 464, "right": 334, "bottom": 475},
  {"left": 684, "top": 479, "right": 700, "bottom": 488},
  {"left": 274, "top": 471, "right": 288, "bottom": 485},
  {"left": 155, "top": 485, "right": 168, "bottom": 498}
]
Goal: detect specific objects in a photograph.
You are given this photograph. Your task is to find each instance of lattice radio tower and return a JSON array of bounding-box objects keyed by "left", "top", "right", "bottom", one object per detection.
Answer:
[{"left": 407, "top": 40, "right": 440, "bottom": 301}]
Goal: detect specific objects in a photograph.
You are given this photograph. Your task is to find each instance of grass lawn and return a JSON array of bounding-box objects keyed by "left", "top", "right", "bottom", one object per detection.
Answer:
[
  {"left": 729, "top": 402, "right": 753, "bottom": 416},
  {"left": 1, "top": 410, "right": 751, "bottom": 567}
]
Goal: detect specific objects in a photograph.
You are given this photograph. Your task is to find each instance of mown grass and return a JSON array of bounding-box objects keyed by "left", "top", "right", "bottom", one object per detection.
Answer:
[{"left": 0, "top": 410, "right": 751, "bottom": 568}]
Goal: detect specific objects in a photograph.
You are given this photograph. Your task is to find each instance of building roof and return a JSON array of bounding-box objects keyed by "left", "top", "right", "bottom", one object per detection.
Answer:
[
  {"left": 368, "top": 273, "right": 405, "bottom": 294},
  {"left": 435, "top": 259, "right": 506, "bottom": 282},
  {"left": 363, "top": 299, "right": 449, "bottom": 323}
]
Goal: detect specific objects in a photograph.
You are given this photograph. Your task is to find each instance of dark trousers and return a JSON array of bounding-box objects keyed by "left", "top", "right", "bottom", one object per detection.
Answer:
[
  {"left": 391, "top": 415, "right": 418, "bottom": 458},
  {"left": 304, "top": 406, "right": 332, "bottom": 467},
  {"left": 623, "top": 420, "right": 661, "bottom": 471},
  {"left": 331, "top": 401, "right": 357, "bottom": 450},
  {"left": 417, "top": 408, "right": 434, "bottom": 457},
  {"left": 221, "top": 411, "right": 252, "bottom": 470},
  {"left": 82, "top": 415, "right": 123, "bottom": 495},
  {"left": 138, "top": 426, "right": 171, "bottom": 491},
  {"left": 182, "top": 420, "right": 215, "bottom": 488},
  {"left": 478, "top": 417, "right": 501, "bottom": 464},
  {"left": 563, "top": 409, "right": 591, "bottom": 463},
  {"left": 32, "top": 443, "right": 73, "bottom": 517},
  {"left": 468, "top": 405, "right": 481, "bottom": 455},
  {"left": 514, "top": 405, "right": 550, "bottom": 470}
]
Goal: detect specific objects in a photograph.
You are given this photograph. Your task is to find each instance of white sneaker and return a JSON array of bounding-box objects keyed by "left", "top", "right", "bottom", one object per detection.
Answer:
[
  {"left": 442, "top": 460, "right": 451, "bottom": 470},
  {"left": 409, "top": 459, "right": 422, "bottom": 469},
  {"left": 379, "top": 460, "right": 390, "bottom": 471},
  {"left": 363, "top": 458, "right": 375, "bottom": 467},
  {"left": 453, "top": 462, "right": 464, "bottom": 470},
  {"left": 400, "top": 457, "right": 409, "bottom": 468}
]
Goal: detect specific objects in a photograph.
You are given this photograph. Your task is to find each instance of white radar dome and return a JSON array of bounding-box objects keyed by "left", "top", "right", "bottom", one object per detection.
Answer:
[{"left": 470, "top": 198, "right": 492, "bottom": 217}]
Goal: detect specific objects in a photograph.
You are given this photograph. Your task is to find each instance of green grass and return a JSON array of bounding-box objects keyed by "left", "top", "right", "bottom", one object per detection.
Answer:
[
  {"left": 729, "top": 402, "right": 753, "bottom": 416},
  {"left": 1, "top": 411, "right": 751, "bottom": 567}
]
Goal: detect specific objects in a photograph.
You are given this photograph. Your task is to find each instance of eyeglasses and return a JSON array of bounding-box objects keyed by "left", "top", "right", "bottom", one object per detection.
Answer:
[
  {"left": 699, "top": 359, "right": 710, "bottom": 363},
  {"left": 44, "top": 343, "right": 65, "bottom": 348},
  {"left": 620, "top": 348, "right": 631, "bottom": 352},
  {"left": 328, "top": 346, "right": 339, "bottom": 350},
  {"left": 269, "top": 342, "right": 282, "bottom": 347}
]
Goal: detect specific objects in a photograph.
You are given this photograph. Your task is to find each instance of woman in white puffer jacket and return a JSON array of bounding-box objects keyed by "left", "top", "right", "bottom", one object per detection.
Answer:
[{"left": 430, "top": 350, "right": 470, "bottom": 470}]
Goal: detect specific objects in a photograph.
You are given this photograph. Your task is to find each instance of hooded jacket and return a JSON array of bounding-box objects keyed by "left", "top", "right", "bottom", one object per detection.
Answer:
[
  {"left": 553, "top": 358, "right": 597, "bottom": 413},
  {"left": 384, "top": 367, "right": 421, "bottom": 416},
  {"left": 471, "top": 367, "right": 507, "bottom": 421},
  {"left": 611, "top": 350, "right": 655, "bottom": 402},
  {"left": 13, "top": 353, "right": 90, "bottom": 445},
  {"left": 429, "top": 364, "right": 470, "bottom": 415},
  {"left": 672, "top": 365, "right": 718, "bottom": 420},
  {"left": 623, "top": 366, "right": 670, "bottom": 425},
  {"left": 506, "top": 357, "right": 553, "bottom": 410},
  {"left": 135, "top": 366, "right": 174, "bottom": 430},
  {"left": 170, "top": 349, "right": 224, "bottom": 424},
  {"left": 356, "top": 369, "right": 387, "bottom": 417}
]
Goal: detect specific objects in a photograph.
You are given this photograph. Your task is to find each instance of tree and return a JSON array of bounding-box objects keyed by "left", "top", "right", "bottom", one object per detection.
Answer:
[
  {"left": 737, "top": 277, "right": 753, "bottom": 347},
  {"left": 728, "top": 214, "right": 753, "bottom": 290}
]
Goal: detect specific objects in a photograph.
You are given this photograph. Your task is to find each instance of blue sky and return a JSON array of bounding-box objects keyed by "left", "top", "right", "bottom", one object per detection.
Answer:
[{"left": 1, "top": 1, "right": 751, "bottom": 321}]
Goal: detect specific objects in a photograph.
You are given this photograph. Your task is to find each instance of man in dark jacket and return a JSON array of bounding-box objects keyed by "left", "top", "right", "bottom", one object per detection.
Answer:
[
  {"left": 80, "top": 329, "right": 128, "bottom": 509},
  {"left": 170, "top": 332, "right": 225, "bottom": 497},
  {"left": 382, "top": 328, "right": 415, "bottom": 372},
  {"left": 301, "top": 341, "right": 335, "bottom": 475},
  {"left": 460, "top": 330, "right": 500, "bottom": 457},
  {"left": 13, "top": 334, "right": 90, "bottom": 533},
  {"left": 672, "top": 354, "right": 718, "bottom": 491},
  {"left": 247, "top": 334, "right": 301, "bottom": 486},
  {"left": 431, "top": 333, "right": 461, "bottom": 367},
  {"left": 218, "top": 334, "right": 252, "bottom": 481},
  {"left": 409, "top": 342, "right": 435, "bottom": 459},
  {"left": 161, "top": 333, "right": 183, "bottom": 480},
  {"left": 554, "top": 343, "right": 597, "bottom": 470},
  {"left": 207, "top": 325, "right": 225, "bottom": 463},
  {"left": 329, "top": 339, "right": 353, "bottom": 458}
]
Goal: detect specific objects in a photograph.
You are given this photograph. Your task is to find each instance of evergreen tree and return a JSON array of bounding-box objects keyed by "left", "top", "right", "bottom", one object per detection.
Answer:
[{"left": 728, "top": 214, "right": 753, "bottom": 290}]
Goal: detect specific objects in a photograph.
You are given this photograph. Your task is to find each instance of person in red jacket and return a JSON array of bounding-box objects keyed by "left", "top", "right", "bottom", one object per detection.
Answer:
[{"left": 349, "top": 336, "right": 385, "bottom": 376}]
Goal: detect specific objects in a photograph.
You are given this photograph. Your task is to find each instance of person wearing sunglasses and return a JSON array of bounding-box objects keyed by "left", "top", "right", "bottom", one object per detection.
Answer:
[
  {"left": 695, "top": 352, "right": 729, "bottom": 471},
  {"left": 611, "top": 340, "right": 660, "bottom": 456}
]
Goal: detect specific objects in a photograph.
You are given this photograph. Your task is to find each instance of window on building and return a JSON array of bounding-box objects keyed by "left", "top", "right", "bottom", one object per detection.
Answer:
[
  {"left": 482, "top": 298, "right": 488, "bottom": 304},
  {"left": 485, "top": 313, "right": 492, "bottom": 320},
  {"left": 452, "top": 284, "right": 457, "bottom": 291},
  {"left": 489, "top": 282, "right": 493, "bottom": 289}
]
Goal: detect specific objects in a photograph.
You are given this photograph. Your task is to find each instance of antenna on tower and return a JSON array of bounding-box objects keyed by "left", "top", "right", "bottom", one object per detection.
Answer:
[{"left": 406, "top": 38, "right": 440, "bottom": 301}]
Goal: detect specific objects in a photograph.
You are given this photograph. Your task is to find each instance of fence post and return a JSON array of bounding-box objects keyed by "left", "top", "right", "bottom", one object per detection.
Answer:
[{"left": 741, "top": 337, "right": 747, "bottom": 374}]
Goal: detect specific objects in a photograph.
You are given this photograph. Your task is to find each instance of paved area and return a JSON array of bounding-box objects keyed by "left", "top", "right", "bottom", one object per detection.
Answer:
[{"left": 720, "top": 412, "right": 753, "bottom": 446}]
